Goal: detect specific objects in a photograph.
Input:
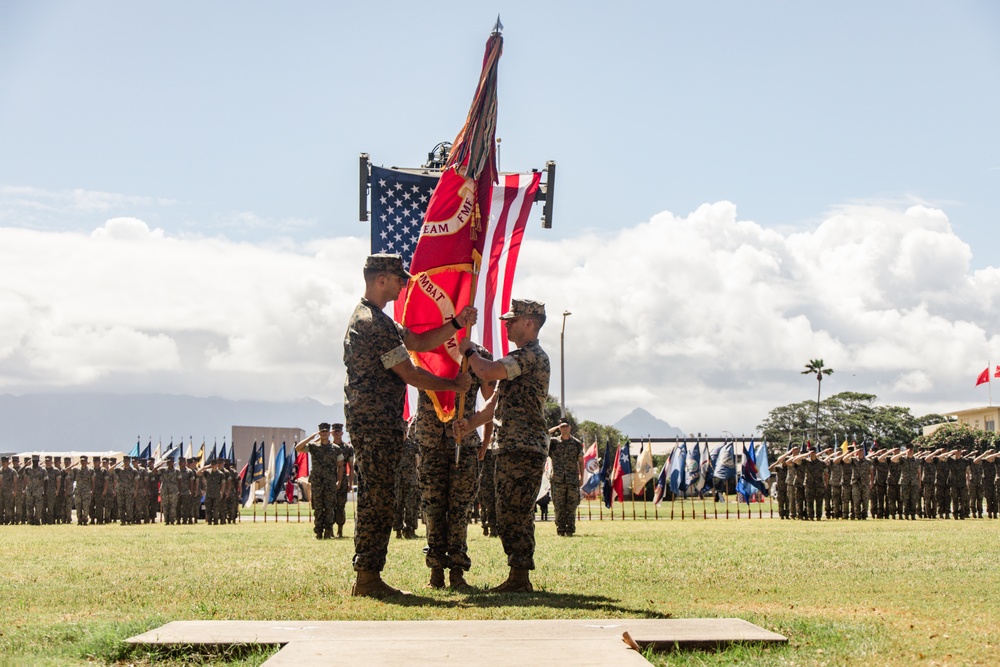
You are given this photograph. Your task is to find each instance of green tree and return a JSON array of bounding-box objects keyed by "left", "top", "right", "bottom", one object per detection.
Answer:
[
  {"left": 544, "top": 394, "right": 577, "bottom": 431},
  {"left": 576, "top": 420, "right": 625, "bottom": 447},
  {"left": 802, "top": 358, "right": 834, "bottom": 440},
  {"left": 757, "top": 401, "right": 813, "bottom": 450}
]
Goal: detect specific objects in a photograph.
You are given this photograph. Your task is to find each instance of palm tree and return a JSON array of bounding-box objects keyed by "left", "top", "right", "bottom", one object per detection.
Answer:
[{"left": 802, "top": 359, "right": 834, "bottom": 442}]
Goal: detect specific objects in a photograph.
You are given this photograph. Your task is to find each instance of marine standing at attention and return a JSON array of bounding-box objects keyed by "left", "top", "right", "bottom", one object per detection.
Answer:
[
  {"left": 343, "top": 253, "right": 473, "bottom": 598},
  {"left": 547, "top": 422, "right": 584, "bottom": 537},
  {"left": 455, "top": 298, "right": 551, "bottom": 593}
]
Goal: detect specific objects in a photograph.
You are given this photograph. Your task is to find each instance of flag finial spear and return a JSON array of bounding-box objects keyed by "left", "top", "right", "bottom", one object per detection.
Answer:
[{"left": 492, "top": 15, "right": 503, "bottom": 35}]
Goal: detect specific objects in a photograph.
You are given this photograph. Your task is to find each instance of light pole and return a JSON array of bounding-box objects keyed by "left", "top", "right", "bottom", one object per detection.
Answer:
[{"left": 560, "top": 310, "right": 571, "bottom": 418}]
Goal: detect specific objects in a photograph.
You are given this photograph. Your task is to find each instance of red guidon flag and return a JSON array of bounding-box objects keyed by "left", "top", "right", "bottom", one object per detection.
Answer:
[
  {"left": 976, "top": 367, "right": 990, "bottom": 386},
  {"left": 402, "top": 25, "right": 504, "bottom": 422}
]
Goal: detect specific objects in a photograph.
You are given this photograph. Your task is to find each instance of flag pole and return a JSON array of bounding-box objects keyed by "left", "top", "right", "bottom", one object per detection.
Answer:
[{"left": 454, "top": 253, "right": 483, "bottom": 464}]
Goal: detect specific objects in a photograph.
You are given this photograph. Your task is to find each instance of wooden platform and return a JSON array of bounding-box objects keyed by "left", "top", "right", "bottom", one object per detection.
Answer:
[{"left": 127, "top": 618, "right": 786, "bottom": 665}]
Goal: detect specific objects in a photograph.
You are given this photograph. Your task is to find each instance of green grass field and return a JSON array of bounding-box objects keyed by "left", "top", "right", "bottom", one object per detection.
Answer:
[{"left": 1, "top": 517, "right": 996, "bottom": 666}]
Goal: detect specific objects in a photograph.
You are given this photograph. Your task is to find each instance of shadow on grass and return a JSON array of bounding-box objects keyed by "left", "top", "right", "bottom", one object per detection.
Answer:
[{"left": 371, "top": 588, "right": 672, "bottom": 617}]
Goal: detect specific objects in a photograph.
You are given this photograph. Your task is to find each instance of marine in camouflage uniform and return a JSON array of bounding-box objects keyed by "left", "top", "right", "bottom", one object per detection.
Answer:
[
  {"left": 177, "top": 458, "right": 194, "bottom": 524},
  {"left": 299, "top": 423, "right": 339, "bottom": 539},
  {"left": 840, "top": 454, "right": 855, "bottom": 519},
  {"left": 72, "top": 457, "right": 94, "bottom": 525},
  {"left": 0, "top": 457, "right": 17, "bottom": 524},
  {"left": 793, "top": 455, "right": 807, "bottom": 519},
  {"left": 920, "top": 451, "right": 938, "bottom": 518},
  {"left": 852, "top": 449, "right": 871, "bottom": 520},
  {"left": 948, "top": 451, "right": 968, "bottom": 519},
  {"left": 413, "top": 344, "right": 495, "bottom": 589},
  {"left": 343, "top": 253, "right": 474, "bottom": 598},
  {"left": 785, "top": 457, "right": 799, "bottom": 519},
  {"left": 157, "top": 458, "right": 180, "bottom": 525},
  {"left": 826, "top": 452, "right": 844, "bottom": 519},
  {"left": 203, "top": 460, "right": 227, "bottom": 525},
  {"left": 478, "top": 446, "right": 498, "bottom": 535},
  {"left": 773, "top": 453, "right": 790, "bottom": 519},
  {"left": 135, "top": 459, "right": 150, "bottom": 523},
  {"left": 872, "top": 453, "right": 889, "bottom": 519},
  {"left": 548, "top": 423, "right": 584, "bottom": 537},
  {"left": 42, "top": 456, "right": 59, "bottom": 525},
  {"left": 978, "top": 451, "right": 997, "bottom": 519},
  {"left": 969, "top": 454, "right": 984, "bottom": 519},
  {"left": 394, "top": 429, "right": 421, "bottom": 539},
  {"left": 334, "top": 438, "right": 354, "bottom": 536},
  {"left": 886, "top": 452, "right": 902, "bottom": 519},
  {"left": 92, "top": 459, "right": 106, "bottom": 524},
  {"left": 116, "top": 457, "right": 136, "bottom": 525},
  {"left": 25, "top": 456, "right": 46, "bottom": 525},
  {"left": 896, "top": 446, "right": 920, "bottom": 520},
  {"left": 12, "top": 457, "right": 26, "bottom": 524},
  {"left": 459, "top": 298, "right": 551, "bottom": 593},
  {"left": 61, "top": 458, "right": 74, "bottom": 523},
  {"left": 106, "top": 458, "right": 119, "bottom": 524}
]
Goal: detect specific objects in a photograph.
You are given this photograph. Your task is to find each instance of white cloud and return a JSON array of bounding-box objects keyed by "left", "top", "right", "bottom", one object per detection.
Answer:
[{"left": 0, "top": 202, "right": 997, "bottom": 434}]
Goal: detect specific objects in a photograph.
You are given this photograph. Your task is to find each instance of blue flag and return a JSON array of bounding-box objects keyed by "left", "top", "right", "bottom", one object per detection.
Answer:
[
  {"left": 129, "top": 438, "right": 141, "bottom": 458},
  {"left": 250, "top": 441, "right": 266, "bottom": 484},
  {"left": 140, "top": 441, "right": 151, "bottom": 460},
  {"left": 736, "top": 438, "right": 767, "bottom": 504},
  {"left": 242, "top": 442, "right": 258, "bottom": 505},
  {"left": 653, "top": 462, "right": 669, "bottom": 504},
  {"left": 268, "top": 442, "right": 287, "bottom": 503},
  {"left": 713, "top": 441, "right": 736, "bottom": 481},
  {"left": 756, "top": 440, "right": 771, "bottom": 482},
  {"left": 219, "top": 443, "right": 228, "bottom": 462},
  {"left": 668, "top": 441, "right": 687, "bottom": 496},
  {"left": 600, "top": 441, "right": 615, "bottom": 508}
]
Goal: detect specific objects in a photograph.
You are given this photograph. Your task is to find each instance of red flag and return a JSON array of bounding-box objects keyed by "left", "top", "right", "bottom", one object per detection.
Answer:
[
  {"left": 976, "top": 367, "right": 990, "bottom": 386},
  {"left": 402, "top": 28, "right": 504, "bottom": 422},
  {"left": 994, "top": 365, "right": 1000, "bottom": 378},
  {"left": 295, "top": 451, "right": 309, "bottom": 479}
]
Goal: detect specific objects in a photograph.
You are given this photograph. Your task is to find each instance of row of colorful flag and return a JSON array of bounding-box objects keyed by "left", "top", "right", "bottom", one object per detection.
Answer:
[
  {"left": 579, "top": 439, "right": 772, "bottom": 507},
  {"left": 127, "top": 437, "right": 236, "bottom": 467}
]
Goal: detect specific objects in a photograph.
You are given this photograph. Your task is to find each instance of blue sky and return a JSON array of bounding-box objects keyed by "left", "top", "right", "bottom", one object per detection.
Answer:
[{"left": 1, "top": 2, "right": 999, "bottom": 434}]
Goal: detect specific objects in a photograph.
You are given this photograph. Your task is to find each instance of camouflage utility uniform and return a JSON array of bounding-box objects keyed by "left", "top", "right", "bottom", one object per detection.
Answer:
[
  {"left": 394, "top": 432, "right": 421, "bottom": 538},
  {"left": 308, "top": 439, "right": 340, "bottom": 539},
  {"left": 343, "top": 296, "right": 411, "bottom": 573},
  {"left": 492, "top": 337, "right": 551, "bottom": 571},
  {"left": 414, "top": 347, "right": 492, "bottom": 573},
  {"left": 548, "top": 433, "right": 583, "bottom": 535}
]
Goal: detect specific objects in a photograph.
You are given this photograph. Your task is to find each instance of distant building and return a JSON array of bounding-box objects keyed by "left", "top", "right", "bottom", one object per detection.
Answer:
[
  {"left": 923, "top": 406, "right": 999, "bottom": 437},
  {"left": 231, "top": 426, "right": 306, "bottom": 469}
]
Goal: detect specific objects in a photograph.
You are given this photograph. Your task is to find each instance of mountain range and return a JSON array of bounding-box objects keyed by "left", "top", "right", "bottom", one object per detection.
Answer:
[
  {"left": 613, "top": 407, "right": 686, "bottom": 439},
  {"left": 0, "top": 393, "right": 343, "bottom": 453}
]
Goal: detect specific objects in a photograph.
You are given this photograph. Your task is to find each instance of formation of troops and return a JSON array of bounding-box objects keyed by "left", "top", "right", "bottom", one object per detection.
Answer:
[
  {"left": 0, "top": 454, "right": 243, "bottom": 526},
  {"left": 774, "top": 444, "right": 1000, "bottom": 520}
]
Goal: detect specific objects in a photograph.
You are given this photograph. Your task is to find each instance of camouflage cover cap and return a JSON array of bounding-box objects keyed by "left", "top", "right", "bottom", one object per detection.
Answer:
[
  {"left": 332, "top": 423, "right": 344, "bottom": 431},
  {"left": 499, "top": 298, "right": 545, "bottom": 320},
  {"left": 318, "top": 422, "right": 331, "bottom": 432},
  {"left": 364, "top": 253, "right": 411, "bottom": 280}
]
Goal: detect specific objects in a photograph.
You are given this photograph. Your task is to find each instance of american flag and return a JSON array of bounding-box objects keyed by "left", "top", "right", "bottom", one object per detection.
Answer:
[
  {"left": 370, "top": 166, "right": 435, "bottom": 271},
  {"left": 369, "top": 165, "right": 541, "bottom": 359}
]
